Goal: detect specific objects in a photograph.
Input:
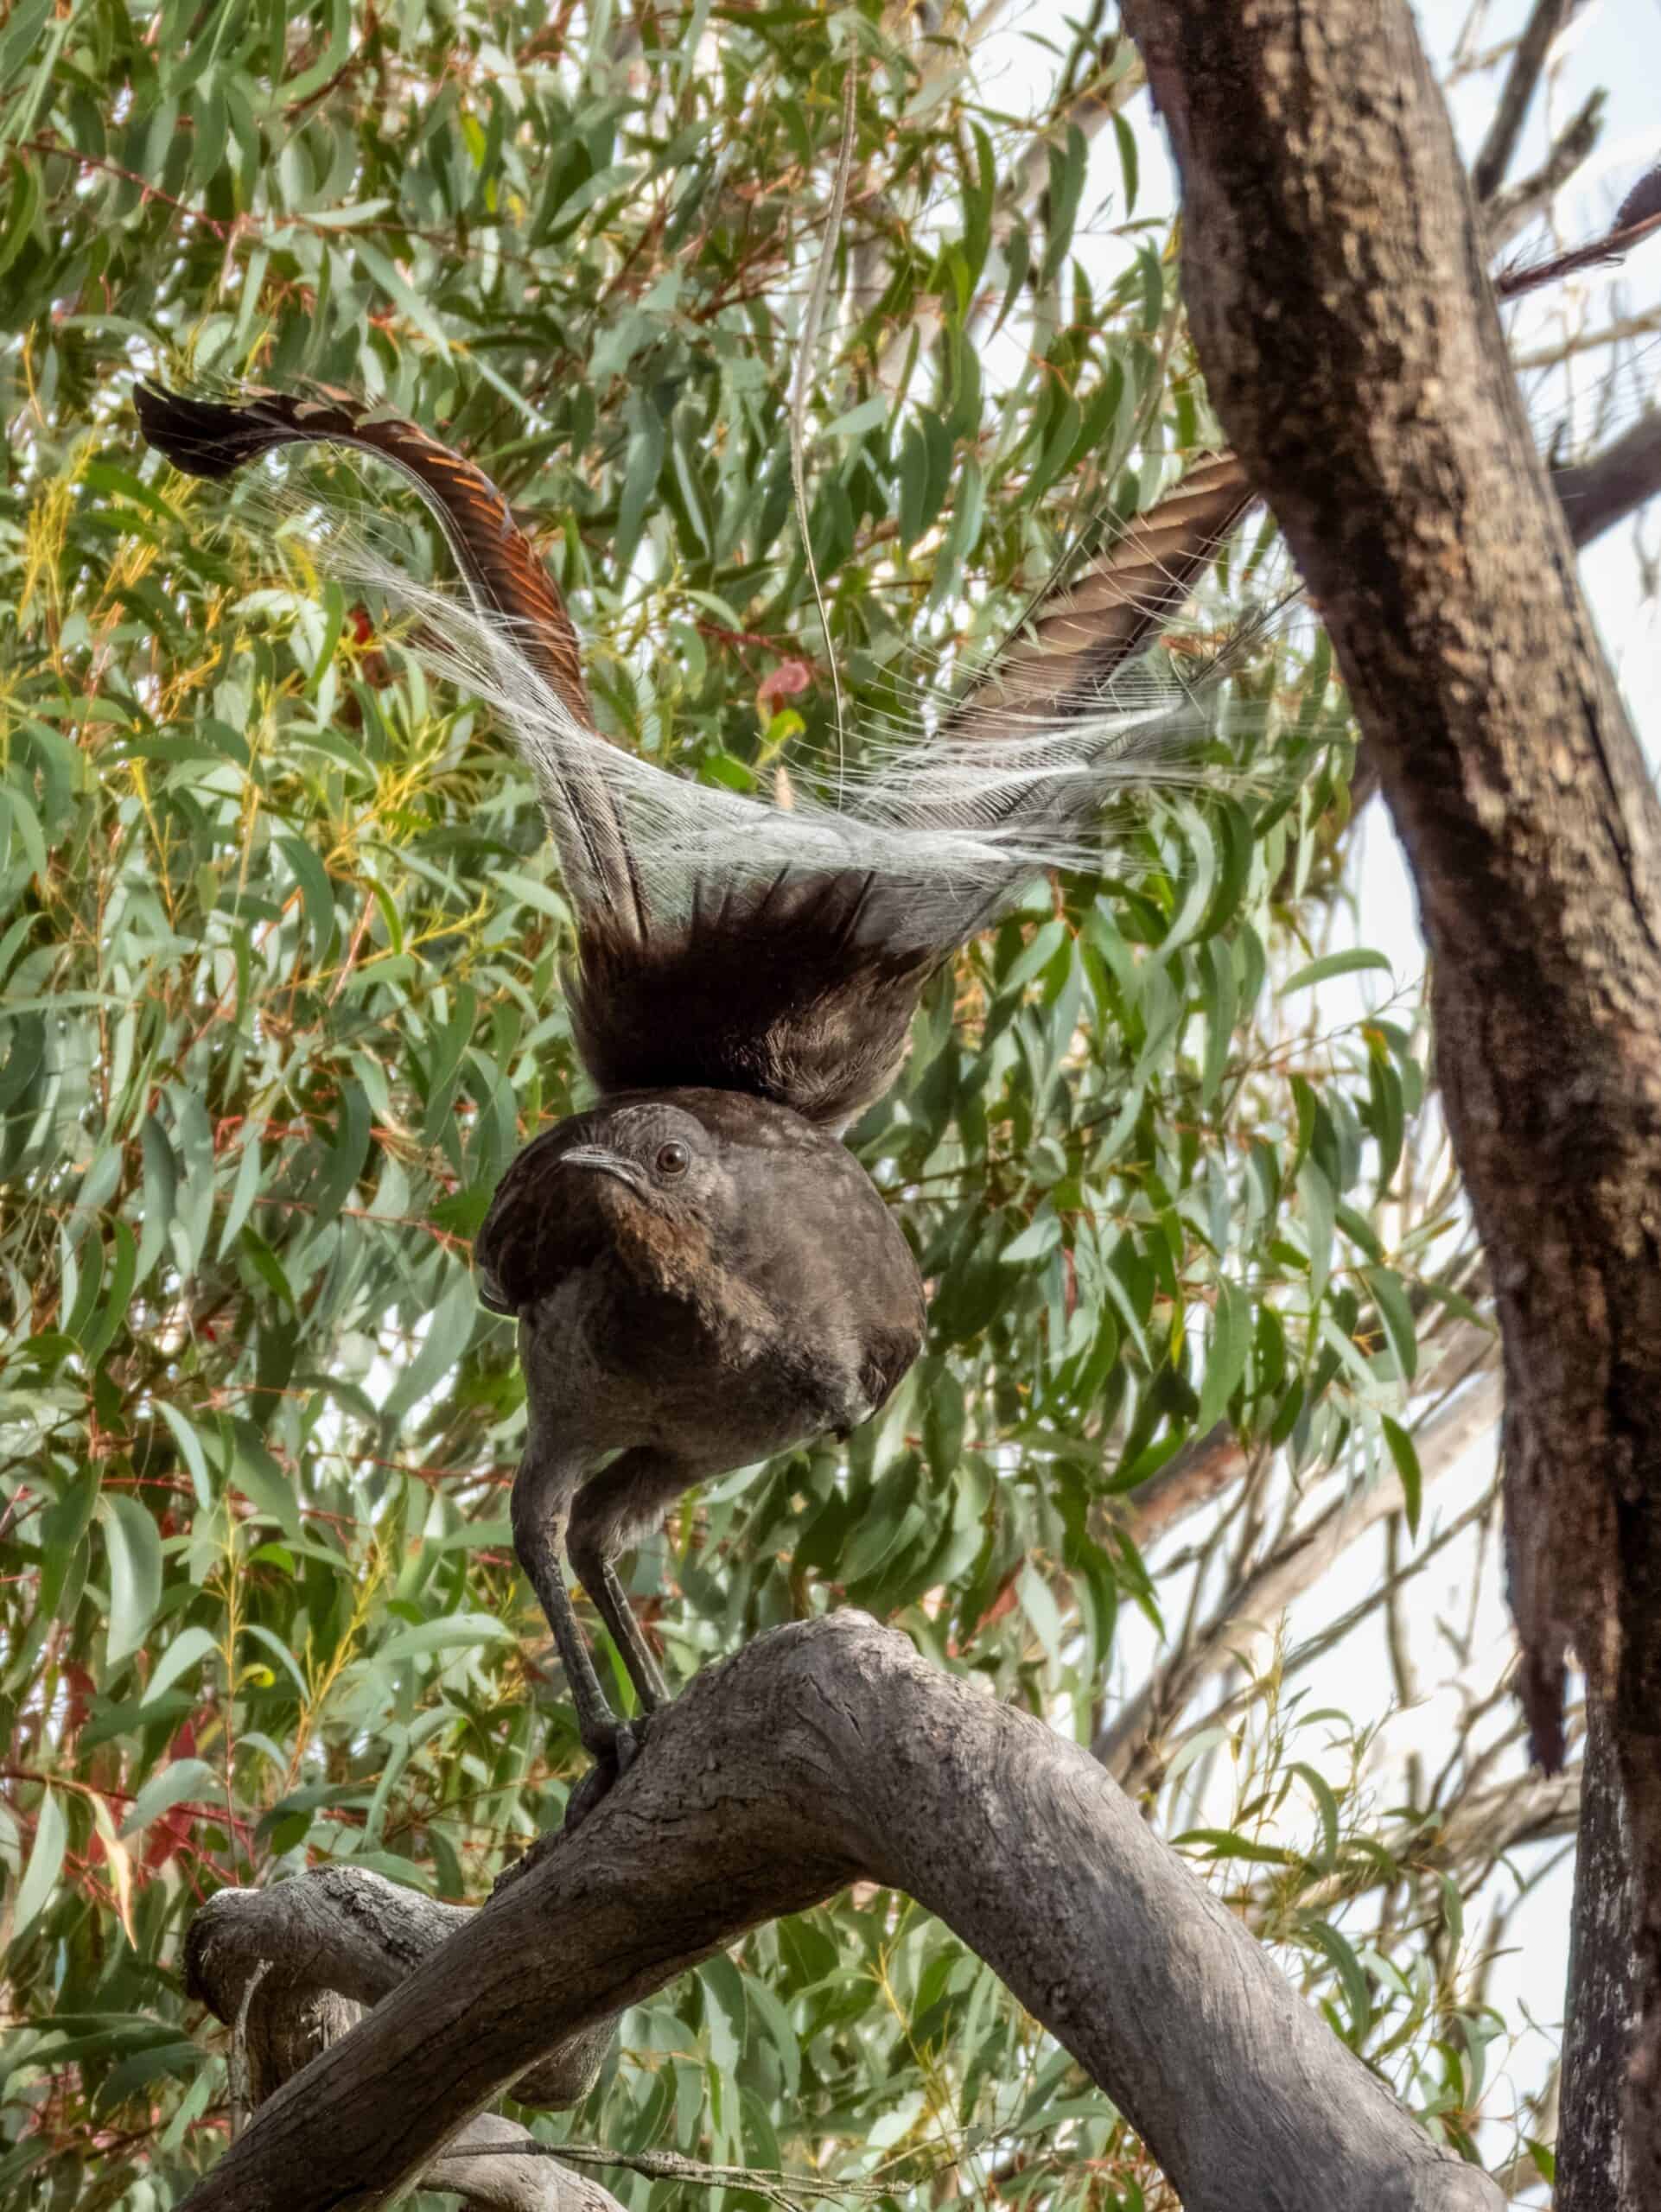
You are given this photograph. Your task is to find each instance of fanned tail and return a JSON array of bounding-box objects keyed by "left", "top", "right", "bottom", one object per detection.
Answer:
[{"left": 137, "top": 381, "right": 1258, "bottom": 1125}]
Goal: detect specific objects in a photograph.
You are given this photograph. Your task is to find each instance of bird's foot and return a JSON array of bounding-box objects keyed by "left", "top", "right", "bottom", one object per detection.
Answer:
[{"left": 563, "top": 1711, "right": 652, "bottom": 1833}]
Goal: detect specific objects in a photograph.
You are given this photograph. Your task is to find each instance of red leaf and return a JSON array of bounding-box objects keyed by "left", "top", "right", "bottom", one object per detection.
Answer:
[{"left": 756, "top": 658, "right": 813, "bottom": 715}]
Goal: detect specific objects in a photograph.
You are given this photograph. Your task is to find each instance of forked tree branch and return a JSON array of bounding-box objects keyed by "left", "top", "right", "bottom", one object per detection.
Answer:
[
  {"left": 185, "top": 1868, "right": 620, "bottom": 2210},
  {"left": 177, "top": 1615, "right": 1502, "bottom": 2212}
]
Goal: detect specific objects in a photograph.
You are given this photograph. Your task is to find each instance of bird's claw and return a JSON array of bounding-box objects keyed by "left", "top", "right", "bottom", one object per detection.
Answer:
[
  {"left": 613, "top": 1711, "right": 649, "bottom": 1773},
  {"left": 563, "top": 1712, "right": 652, "bottom": 1832}
]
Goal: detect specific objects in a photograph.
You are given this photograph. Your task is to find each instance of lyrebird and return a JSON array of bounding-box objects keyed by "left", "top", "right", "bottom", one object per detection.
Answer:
[{"left": 136, "top": 382, "right": 1250, "bottom": 1816}]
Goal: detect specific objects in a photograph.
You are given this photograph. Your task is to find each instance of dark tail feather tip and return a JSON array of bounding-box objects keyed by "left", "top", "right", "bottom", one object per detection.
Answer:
[{"left": 135, "top": 383, "right": 281, "bottom": 480}]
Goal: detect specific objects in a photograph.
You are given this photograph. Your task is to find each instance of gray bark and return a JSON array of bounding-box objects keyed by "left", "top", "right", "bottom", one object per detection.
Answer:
[
  {"left": 177, "top": 1614, "right": 1501, "bottom": 2212},
  {"left": 185, "top": 1866, "right": 620, "bottom": 2211},
  {"left": 1111, "top": 0, "right": 1661, "bottom": 2194}
]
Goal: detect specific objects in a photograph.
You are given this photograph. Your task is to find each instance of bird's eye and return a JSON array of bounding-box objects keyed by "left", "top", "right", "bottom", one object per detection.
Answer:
[{"left": 656, "top": 1140, "right": 690, "bottom": 1178}]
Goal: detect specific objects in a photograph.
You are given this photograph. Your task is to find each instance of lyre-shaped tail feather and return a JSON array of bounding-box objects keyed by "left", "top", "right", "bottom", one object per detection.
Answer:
[
  {"left": 939, "top": 454, "right": 1253, "bottom": 758},
  {"left": 830, "top": 452, "right": 1257, "bottom": 954},
  {"left": 133, "top": 383, "right": 645, "bottom": 939},
  {"left": 136, "top": 380, "right": 1255, "bottom": 1127},
  {"left": 566, "top": 455, "right": 1258, "bottom": 1123}
]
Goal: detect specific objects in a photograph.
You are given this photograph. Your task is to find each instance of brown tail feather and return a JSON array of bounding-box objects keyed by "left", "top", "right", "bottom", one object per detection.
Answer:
[
  {"left": 939, "top": 453, "right": 1254, "bottom": 754},
  {"left": 135, "top": 382, "right": 646, "bottom": 937},
  {"left": 137, "top": 385, "right": 592, "bottom": 722}
]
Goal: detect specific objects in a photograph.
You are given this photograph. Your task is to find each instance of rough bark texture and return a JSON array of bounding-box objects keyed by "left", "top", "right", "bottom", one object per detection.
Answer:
[
  {"left": 1112, "top": 0, "right": 1661, "bottom": 2192},
  {"left": 184, "top": 1867, "right": 620, "bottom": 2209},
  {"left": 1557, "top": 1698, "right": 1640, "bottom": 2212},
  {"left": 177, "top": 1614, "right": 1501, "bottom": 2212}
]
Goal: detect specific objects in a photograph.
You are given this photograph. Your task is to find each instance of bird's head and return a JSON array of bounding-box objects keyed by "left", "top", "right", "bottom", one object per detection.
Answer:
[
  {"left": 475, "top": 1094, "right": 741, "bottom": 1316},
  {"left": 475, "top": 1085, "right": 912, "bottom": 1331},
  {"left": 557, "top": 1099, "right": 725, "bottom": 1252}
]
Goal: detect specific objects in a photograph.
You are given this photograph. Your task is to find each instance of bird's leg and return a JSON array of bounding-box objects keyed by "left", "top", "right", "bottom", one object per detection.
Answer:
[
  {"left": 509, "top": 1447, "right": 641, "bottom": 1782},
  {"left": 569, "top": 1546, "right": 669, "bottom": 1714},
  {"left": 567, "top": 1446, "right": 704, "bottom": 1718}
]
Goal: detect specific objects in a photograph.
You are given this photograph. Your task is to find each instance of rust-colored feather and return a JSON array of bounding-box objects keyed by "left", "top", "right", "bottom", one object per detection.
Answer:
[
  {"left": 135, "top": 382, "right": 648, "bottom": 935},
  {"left": 135, "top": 384, "right": 591, "bottom": 725}
]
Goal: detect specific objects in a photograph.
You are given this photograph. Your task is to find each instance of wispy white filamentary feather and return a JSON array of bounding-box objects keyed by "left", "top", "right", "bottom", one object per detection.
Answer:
[{"left": 334, "top": 547, "right": 1261, "bottom": 950}]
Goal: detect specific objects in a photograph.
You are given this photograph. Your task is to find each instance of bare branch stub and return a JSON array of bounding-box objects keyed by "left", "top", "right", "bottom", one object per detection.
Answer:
[
  {"left": 184, "top": 1867, "right": 621, "bottom": 2212},
  {"left": 175, "top": 1613, "right": 1503, "bottom": 2212},
  {"left": 1113, "top": 0, "right": 1661, "bottom": 2191},
  {"left": 1482, "top": 86, "right": 1603, "bottom": 251},
  {"left": 1551, "top": 413, "right": 1661, "bottom": 550}
]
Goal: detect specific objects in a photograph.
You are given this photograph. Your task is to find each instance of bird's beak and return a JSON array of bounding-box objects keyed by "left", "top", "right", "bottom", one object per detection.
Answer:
[{"left": 558, "top": 1146, "right": 647, "bottom": 1194}]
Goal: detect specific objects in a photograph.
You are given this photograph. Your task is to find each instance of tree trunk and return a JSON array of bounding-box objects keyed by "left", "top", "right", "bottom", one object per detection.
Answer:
[
  {"left": 1112, "top": 0, "right": 1661, "bottom": 2192},
  {"left": 1557, "top": 1696, "right": 1640, "bottom": 2211},
  {"left": 177, "top": 1614, "right": 1501, "bottom": 2212}
]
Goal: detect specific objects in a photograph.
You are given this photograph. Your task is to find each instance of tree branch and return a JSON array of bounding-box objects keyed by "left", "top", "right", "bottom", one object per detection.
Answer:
[
  {"left": 1549, "top": 411, "right": 1661, "bottom": 547},
  {"left": 176, "top": 1614, "right": 1501, "bottom": 2212},
  {"left": 1114, "top": 0, "right": 1661, "bottom": 2188},
  {"left": 1244, "top": 1769, "right": 1581, "bottom": 1926},
  {"left": 1483, "top": 86, "right": 1603, "bottom": 251},
  {"left": 1469, "top": 0, "right": 1577, "bottom": 204},
  {"left": 184, "top": 1866, "right": 620, "bottom": 2211},
  {"left": 1115, "top": 1311, "right": 1494, "bottom": 1558},
  {"left": 1098, "top": 1357, "right": 1503, "bottom": 1788}
]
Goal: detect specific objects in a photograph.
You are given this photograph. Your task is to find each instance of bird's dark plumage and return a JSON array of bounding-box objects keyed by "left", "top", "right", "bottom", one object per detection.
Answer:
[{"left": 136, "top": 378, "right": 1251, "bottom": 1814}]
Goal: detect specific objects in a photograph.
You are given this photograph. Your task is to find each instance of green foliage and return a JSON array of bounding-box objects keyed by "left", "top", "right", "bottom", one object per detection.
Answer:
[{"left": 1, "top": 5, "right": 1497, "bottom": 2207}]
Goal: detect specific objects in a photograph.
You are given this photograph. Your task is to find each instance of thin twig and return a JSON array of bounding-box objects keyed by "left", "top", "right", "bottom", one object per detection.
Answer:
[
  {"left": 433, "top": 2136, "right": 922, "bottom": 2209},
  {"left": 790, "top": 55, "right": 860, "bottom": 785},
  {"left": 18, "top": 137, "right": 235, "bottom": 240}
]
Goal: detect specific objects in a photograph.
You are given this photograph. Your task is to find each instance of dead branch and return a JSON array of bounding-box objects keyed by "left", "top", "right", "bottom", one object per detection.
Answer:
[
  {"left": 1469, "top": 0, "right": 1578, "bottom": 203},
  {"left": 1549, "top": 412, "right": 1661, "bottom": 545},
  {"left": 1116, "top": 1308, "right": 1494, "bottom": 1558},
  {"left": 1483, "top": 87, "right": 1603, "bottom": 251},
  {"left": 176, "top": 1614, "right": 1501, "bottom": 2212},
  {"left": 1098, "top": 1357, "right": 1504, "bottom": 1788},
  {"left": 184, "top": 1866, "right": 620, "bottom": 2211}
]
